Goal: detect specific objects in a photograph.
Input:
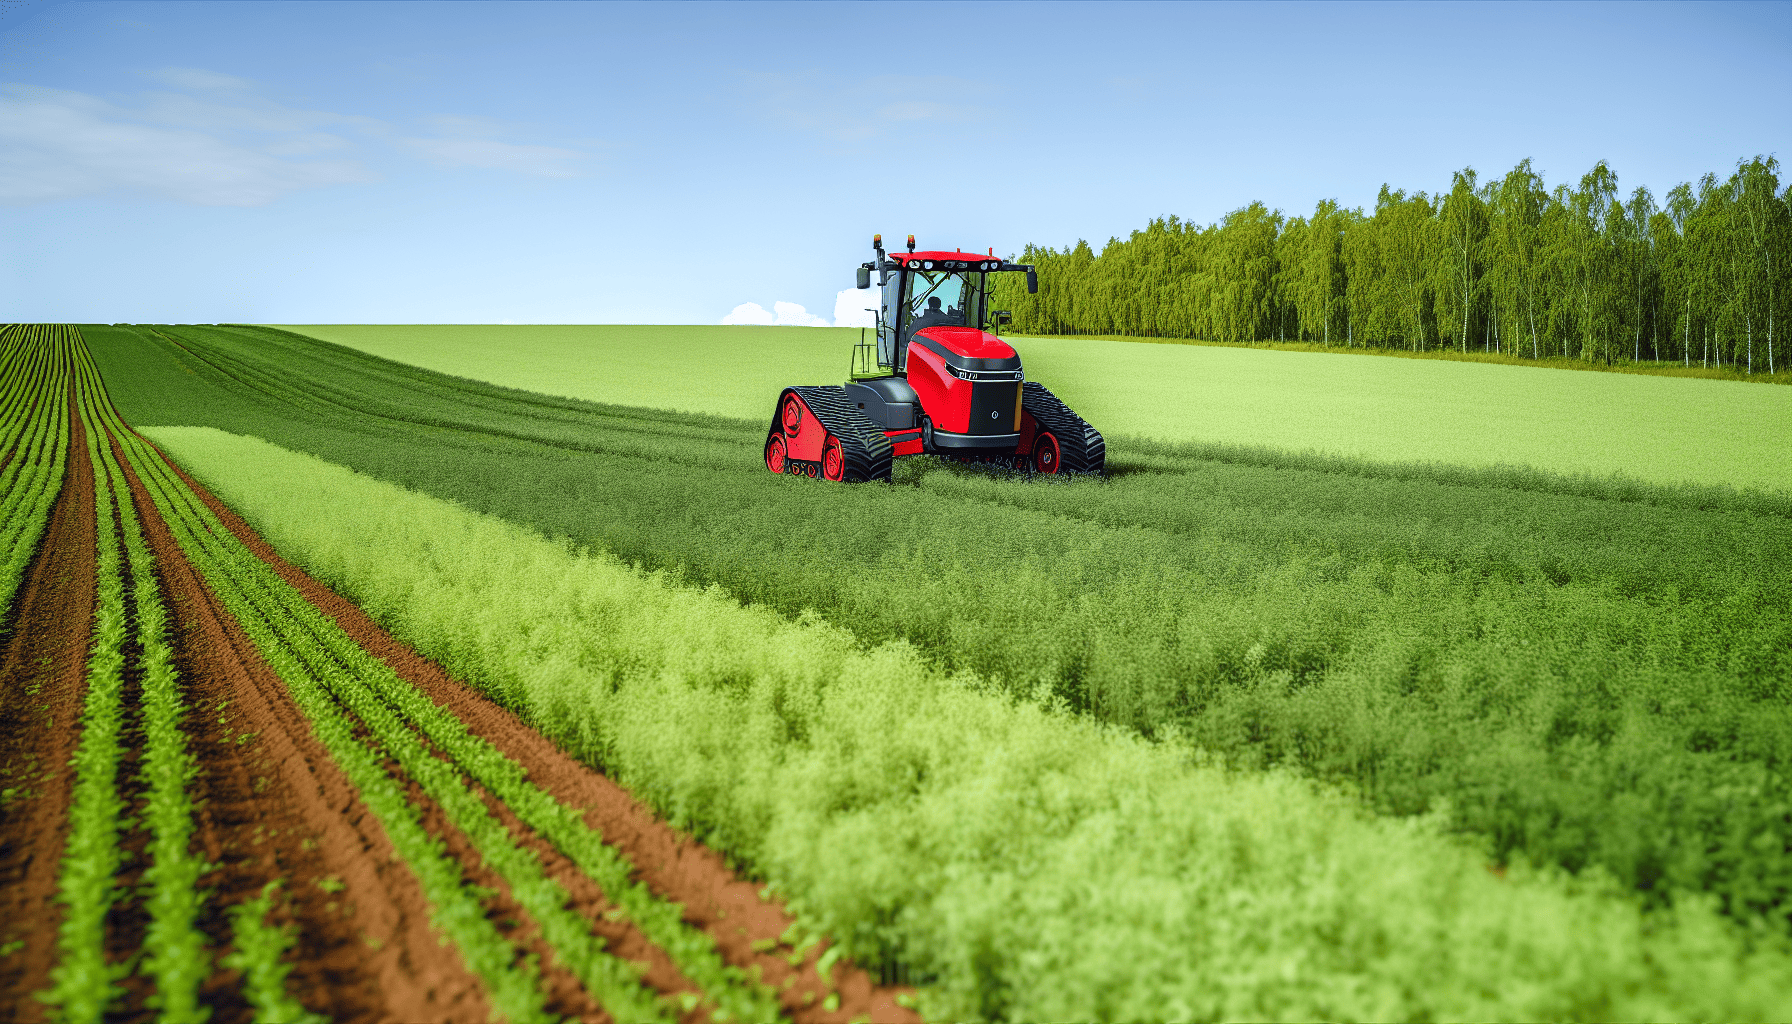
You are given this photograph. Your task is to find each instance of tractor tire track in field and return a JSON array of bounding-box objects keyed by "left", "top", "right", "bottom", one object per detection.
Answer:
[
  {"left": 113, "top": 428, "right": 493, "bottom": 1023},
  {"left": 0, "top": 385, "right": 92, "bottom": 1018},
  {"left": 155, "top": 435, "right": 922, "bottom": 1023}
]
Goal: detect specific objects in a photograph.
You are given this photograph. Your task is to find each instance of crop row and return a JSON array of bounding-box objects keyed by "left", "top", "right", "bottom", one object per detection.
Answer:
[
  {"left": 72, "top": 338, "right": 785, "bottom": 1021},
  {"left": 82, "top": 320, "right": 1792, "bottom": 937},
  {"left": 0, "top": 325, "right": 73, "bottom": 629},
  {"left": 16, "top": 334, "right": 291, "bottom": 1022},
  {"left": 37, "top": 330, "right": 123, "bottom": 1021},
  {"left": 147, "top": 420, "right": 1792, "bottom": 1021},
  {"left": 84, "top": 369, "right": 212, "bottom": 1019}
]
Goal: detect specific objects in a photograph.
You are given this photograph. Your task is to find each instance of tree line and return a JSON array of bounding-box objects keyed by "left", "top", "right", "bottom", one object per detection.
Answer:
[{"left": 990, "top": 157, "right": 1789, "bottom": 373}]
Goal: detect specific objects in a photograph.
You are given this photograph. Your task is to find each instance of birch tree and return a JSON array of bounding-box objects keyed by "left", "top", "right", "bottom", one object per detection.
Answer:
[
  {"left": 1490, "top": 160, "right": 1548, "bottom": 358},
  {"left": 1438, "top": 169, "right": 1488, "bottom": 352}
]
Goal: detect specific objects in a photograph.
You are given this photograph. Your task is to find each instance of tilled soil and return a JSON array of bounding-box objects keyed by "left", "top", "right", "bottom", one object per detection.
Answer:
[
  {"left": 6, "top": 391, "right": 924, "bottom": 1022},
  {"left": 0, "top": 390, "right": 92, "bottom": 1021},
  {"left": 112, "top": 429, "right": 494, "bottom": 1023},
  {"left": 152, "top": 438, "right": 923, "bottom": 1024}
]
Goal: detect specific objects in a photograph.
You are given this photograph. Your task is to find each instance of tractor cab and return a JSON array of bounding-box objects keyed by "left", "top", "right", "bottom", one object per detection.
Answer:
[
  {"left": 759, "top": 235, "right": 1099, "bottom": 482},
  {"left": 843, "top": 235, "right": 1039, "bottom": 453},
  {"left": 853, "top": 233, "right": 1036, "bottom": 378}
]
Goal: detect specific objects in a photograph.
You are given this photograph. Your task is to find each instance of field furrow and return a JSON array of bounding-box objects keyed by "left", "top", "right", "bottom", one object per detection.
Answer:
[
  {"left": 0, "top": 327, "right": 921, "bottom": 1020},
  {"left": 0, "top": 348, "right": 93, "bottom": 1015},
  {"left": 115, "top": 427, "right": 494, "bottom": 1022},
  {"left": 103, "top": 367, "right": 908, "bottom": 1022},
  {"left": 165, "top": 446, "right": 906, "bottom": 1023}
]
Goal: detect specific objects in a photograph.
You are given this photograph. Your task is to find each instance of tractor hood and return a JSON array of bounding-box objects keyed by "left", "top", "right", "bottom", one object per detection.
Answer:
[{"left": 911, "top": 327, "right": 1021, "bottom": 372}]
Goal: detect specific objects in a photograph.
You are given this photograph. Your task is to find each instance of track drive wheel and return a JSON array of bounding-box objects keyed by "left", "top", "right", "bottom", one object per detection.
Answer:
[
  {"left": 781, "top": 395, "right": 804, "bottom": 435},
  {"left": 766, "top": 435, "right": 787, "bottom": 474},
  {"left": 822, "top": 435, "right": 845, "bottom": 481},
  {"left": 1031, "top": 431, "right": 1062, "bottom": 474}
]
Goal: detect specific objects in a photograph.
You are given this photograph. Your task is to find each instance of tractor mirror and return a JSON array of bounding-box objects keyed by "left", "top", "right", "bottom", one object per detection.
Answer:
[
  {"left": 993, "top": 310, "right": 1012, "bottom": 326},
  {"left": 856, "top": 266, "right": 871, "bottom": 289},
  {"left": 1026, "top": 269, "right": 1038, "bottom": 294}
]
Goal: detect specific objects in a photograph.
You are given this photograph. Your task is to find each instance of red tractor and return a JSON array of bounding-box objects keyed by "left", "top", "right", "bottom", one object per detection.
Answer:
[{"left": 764, "top": 234, "right": 1104, "bottom": 483}]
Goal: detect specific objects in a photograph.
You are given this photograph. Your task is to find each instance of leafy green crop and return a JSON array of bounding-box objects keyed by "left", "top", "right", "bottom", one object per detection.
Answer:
[
  {"left": 221, "top": 883, "right": 326, "bottom": 1024},
  {"left": 147, "top": 423, "right": 1792, "bottom": 1021},
  {"left": 0, "top": 325, "right": 74, "bottom": 634},
  {"left": 86, "top": 322, "right": 1792, "bottom": 940},
  {"left": 86, "top": 361, "right": 774, "bottom": 1022},
  {"left": 103, "top": 409, "right": 557, "bottom": 1024},
  {"left": 74, "top": 354, "right": 214, "bottom": 1021},
  {"left": 41, "top": 340, "right": 126, "bottom": 1024},
  {"left": 210, "top": 559, "right": 785, "bottom": 1021}
]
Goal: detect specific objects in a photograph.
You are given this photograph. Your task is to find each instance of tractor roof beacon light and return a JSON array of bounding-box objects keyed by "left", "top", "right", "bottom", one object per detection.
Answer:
[
  {"left": 873, "top": 234, "right": 889, "bottom": 287},
  {"left": 907, "top": 234, "right": 916, "bottom": 253}
]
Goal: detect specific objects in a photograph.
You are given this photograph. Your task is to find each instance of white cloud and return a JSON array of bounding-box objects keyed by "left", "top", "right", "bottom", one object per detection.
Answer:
[
  {"left": 722, "top": 302, "right": 776, "bottom": 325},
  {"left": 397, "top": 136, "right": 584, "bottom": 178},
  {"left": 0, "top": 69, "right": 597, "bottom": 206},
  {"left": 0, "top": 84, "right": 369, "bottom": 206},
  {"left": 143, "top": 67, "right": 255, "bottom": 91},
  {"left": 722, "top": 301, "right": 834, "bottom": 327},
  {"left": 773, "top": 301, "right": 830, "bottom": 327},
  {"left": 134, "top": 90, "right": 383, "bottom": 135},
  {"left": 833, "top": 289, "right": 876, "bottom": 328}
]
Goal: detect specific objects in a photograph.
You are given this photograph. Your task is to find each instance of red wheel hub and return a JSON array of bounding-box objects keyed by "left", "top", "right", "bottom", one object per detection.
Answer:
[
  {"left": 1032, "top": 431, "right": 1061, "bottom": 474},
  {"left": 765, "top": 435, "right": 787, "bottom": 474},
  {"left": 822, "top": 435, "right": 845, "bottom": 481},
  {"left": 781, "top": 395, "right": 803, "bottom": 435}
]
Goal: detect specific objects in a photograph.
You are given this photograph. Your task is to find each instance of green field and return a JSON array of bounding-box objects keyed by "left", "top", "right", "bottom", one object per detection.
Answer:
[
  {"left": 145, "top": 423, "right": 1792, "bottom": 1021},
  {"left": 73, "top": 321, "right": 1792, "bottom": 1018},
  {"left": 279, "top": 323, "right": 1792, "bottom": 493}
]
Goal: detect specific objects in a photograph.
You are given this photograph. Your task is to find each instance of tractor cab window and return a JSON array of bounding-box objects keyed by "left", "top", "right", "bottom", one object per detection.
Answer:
[
  {"left": 906, "top": 271, "right": 970, "bottom": 333},
  {"left": 879, "top": 268, "right": 990, "bottom": 372}
]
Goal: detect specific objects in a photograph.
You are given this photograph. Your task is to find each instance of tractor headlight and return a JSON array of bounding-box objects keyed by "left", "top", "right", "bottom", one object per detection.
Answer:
[{"left": 922, "top": 260, "right": 934, "bottom": 270}]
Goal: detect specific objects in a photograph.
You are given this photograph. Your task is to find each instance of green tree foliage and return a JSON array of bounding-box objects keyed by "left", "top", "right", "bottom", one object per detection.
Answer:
[{"left": 990, "top": 157, "right": 1792, "bottom": 372}]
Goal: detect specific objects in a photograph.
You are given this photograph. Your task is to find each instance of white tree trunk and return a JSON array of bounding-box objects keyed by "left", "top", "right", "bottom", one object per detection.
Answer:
[{"left": 1529, "top": 294, "right": 1539, "bottom": 359}]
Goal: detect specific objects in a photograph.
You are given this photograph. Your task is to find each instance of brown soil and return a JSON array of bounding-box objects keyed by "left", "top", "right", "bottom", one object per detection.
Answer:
[
  {"left": 0, "top": 388, "right": 93, "bottom": 1022},
  {"left": 144, "top": 438, "right": 923, "bottom": 1022},
  {"left": 111, "top": 428, "right": 494, "bottom": 1024},
  {"left": 101, "top": 446, "right": 158, "bottom": 1020},
  {"left": 465, "top": 775, "right": 703, "bottom": 1022},
  {"left": 387, "top": 751, "right": 615, "bottom": 1024}
]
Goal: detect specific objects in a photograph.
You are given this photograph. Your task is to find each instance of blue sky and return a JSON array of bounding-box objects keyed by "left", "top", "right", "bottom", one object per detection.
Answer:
[{"left": 3, "top": 0, "right": 1788, "bottom": 325}]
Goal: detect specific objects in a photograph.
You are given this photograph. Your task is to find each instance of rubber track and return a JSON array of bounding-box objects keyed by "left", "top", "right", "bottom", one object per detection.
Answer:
[
  {"left": 768, "top": 386, "right": 895, "bottom": 483},
  {"left": 1022, "top": 382, "right": 1106, "bottom": 475}
]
